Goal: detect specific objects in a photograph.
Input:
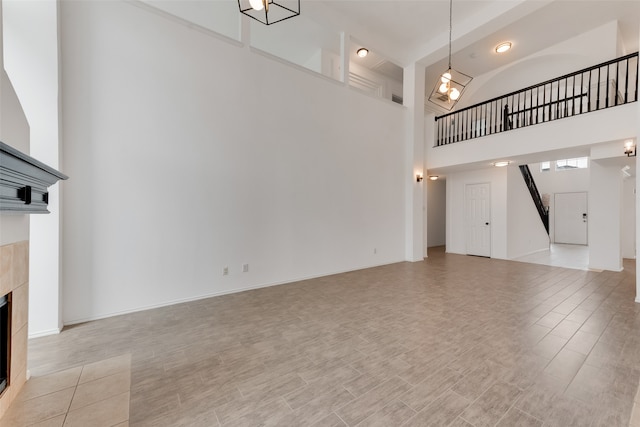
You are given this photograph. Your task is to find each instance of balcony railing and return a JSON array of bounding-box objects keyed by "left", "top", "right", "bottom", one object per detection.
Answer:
[{"left": 434, "top": 52, "right": 638, "bottom": 147}]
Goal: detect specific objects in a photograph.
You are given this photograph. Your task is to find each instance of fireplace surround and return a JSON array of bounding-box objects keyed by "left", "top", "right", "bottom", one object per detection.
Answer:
[
  {"left": 0, "top": 293, "right": 9, "bottom": 396},
  {"left": 0, "top": 241, "right": 28, "bottom": 416}
]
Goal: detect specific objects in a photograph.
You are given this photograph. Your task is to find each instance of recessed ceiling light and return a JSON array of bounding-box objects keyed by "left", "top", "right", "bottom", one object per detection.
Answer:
[
  {"left": 493, "top": 161, "right": 510, "bottom": 167},
  {"left": 495, "top": 42, "right": 512, "bottom": 54},
  {"left": 356, "top": 48, "right": 369, "bottom": 58}
]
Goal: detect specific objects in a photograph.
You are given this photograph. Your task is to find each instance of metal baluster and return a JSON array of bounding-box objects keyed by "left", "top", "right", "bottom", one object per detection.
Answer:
[
  {"left": 543, "top": 83, "right": 547, "bottom": 122},
  {"left": 633, "top": 55, "right": 640, "bottom": 101},
  {"left": 571, "top": 75, "right": 575, "bottom": 117},
  {"left": 487, "top": 101, "right": 493, "bottom": 135},
  {"left": 513, "top": 94, "right": 517, "bottom": 128},
  {"left": 615, "top": 61, "right": 619, "bottom": 106},
  {"left": 536, "top": 86, "right": 540, "bottom": 123},
  {"left": 624, "top": 57, "right": 629, "bottom": 103},
  {"left": 579, "top": 73, "right": 583, "bottom": 114},
  {"left": 471, "top": 107, "right": 475, "bottom": 138},
  {"left": 587, "top": 70, "right": 593, "bottom": 113},
  {"left": 482, "top": 103, "right": 485, "bottom": 136},
  {"left": 605, "top": 64, "right": 610, "bottom": 108},
  {"left": 596, "top": 67, "right": 602, "bottom": 111},
  {"left": 555, "top": 81, "right": 560, "bottom": 119},
  {"left": 563, "top": 77, "right": 568, "bottom": 117}
]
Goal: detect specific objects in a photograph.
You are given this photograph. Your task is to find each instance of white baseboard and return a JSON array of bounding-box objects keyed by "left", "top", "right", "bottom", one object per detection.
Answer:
[
  {"left": 509, "top": 247, "right": 549, "bottom": 260},
  {"left": 28, "top": 328, "right": 61, "bottom": 339},
  {"left": 63, "top": 259, "right": 406, "bottom": 326}
]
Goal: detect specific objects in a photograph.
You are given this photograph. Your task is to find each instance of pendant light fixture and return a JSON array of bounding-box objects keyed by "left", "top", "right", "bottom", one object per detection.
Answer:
[
  {"left": 238, "top": 0, "right": 300, "bottom": 25},
  {"left": 428, "top": 0, "right": 472, "bottom": 111}
]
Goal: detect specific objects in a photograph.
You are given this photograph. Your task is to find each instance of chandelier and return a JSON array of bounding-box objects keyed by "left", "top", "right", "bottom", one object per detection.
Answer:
[
  {"left": 238, "top": 0, "right": 300, "bottom": 25},
  {"left": 428, "top": 0, "right": 472, "bottom": 111}
]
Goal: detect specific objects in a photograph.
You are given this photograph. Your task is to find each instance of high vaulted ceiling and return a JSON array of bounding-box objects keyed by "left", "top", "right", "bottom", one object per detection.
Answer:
[{"left": 306, "top": 0, "right": 639, "bottom": 89}]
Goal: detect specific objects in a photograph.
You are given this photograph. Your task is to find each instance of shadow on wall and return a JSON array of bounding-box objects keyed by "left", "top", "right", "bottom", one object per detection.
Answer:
[{"left": 461, "top": 53, "right": 587, "bottom": 108}]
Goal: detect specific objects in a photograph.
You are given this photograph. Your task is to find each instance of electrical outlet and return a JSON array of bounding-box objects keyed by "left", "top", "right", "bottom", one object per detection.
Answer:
[
  {"left": 242, "top": 263, "right": 249, "bottom": 273},
  {"left": 223, "top": 266, "right": 229, "bottom": 276}
]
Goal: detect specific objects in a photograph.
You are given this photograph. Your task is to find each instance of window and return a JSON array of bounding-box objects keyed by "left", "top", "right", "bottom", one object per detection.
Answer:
[
  {"left": 556, "top": 157, "right": 588, "bottom": 170},
  {"left": 540, "top": 161, "right": 551, "bottom": 172}
]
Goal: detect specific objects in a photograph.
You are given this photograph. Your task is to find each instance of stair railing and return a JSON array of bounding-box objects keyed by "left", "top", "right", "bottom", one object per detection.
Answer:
[{"left": 519, "top": 165, "right": 549, "bottom": 235}]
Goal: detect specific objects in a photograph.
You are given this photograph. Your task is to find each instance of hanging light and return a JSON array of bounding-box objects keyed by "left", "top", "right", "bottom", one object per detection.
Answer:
[
  {"left": 428, "top": 0, "right": 472, "bottom": 111},
  {"left": 238, "top": 0, "right": 300, "bottom": 25}
]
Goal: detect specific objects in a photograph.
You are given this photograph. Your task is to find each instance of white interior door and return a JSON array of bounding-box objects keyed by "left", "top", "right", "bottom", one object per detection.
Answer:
[
  {"left": 554, "top": 192, "right": 588, "bottom": 245},
  {"left": 466, "top": 183, "right": 491, "bottom": 257}
]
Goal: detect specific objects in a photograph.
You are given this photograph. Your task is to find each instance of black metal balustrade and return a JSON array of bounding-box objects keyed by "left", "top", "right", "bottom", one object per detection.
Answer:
[
  {"left": 435, "top": 52, "right": 639, "bottom": 146},
  {"left": 519, "top": 165, "right": 549, "bottom": 235}
]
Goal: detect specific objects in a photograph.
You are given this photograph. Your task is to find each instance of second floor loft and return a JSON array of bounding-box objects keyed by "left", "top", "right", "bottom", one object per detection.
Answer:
[{"left": 434, "top": 52, "right": 638, "bottom": 147}]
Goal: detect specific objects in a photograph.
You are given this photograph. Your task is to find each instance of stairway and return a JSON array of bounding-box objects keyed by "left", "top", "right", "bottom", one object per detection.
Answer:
[{"left": 519, "top": 165, "right": 549, "bottom": 234}]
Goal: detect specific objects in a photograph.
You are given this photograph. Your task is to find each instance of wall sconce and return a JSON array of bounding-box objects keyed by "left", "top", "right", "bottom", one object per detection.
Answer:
[
  {"left": 624, "top": 140, "right": 636, "bottom": 157},
  {"left": 416, "top": 173, "right": 424, "bottom": 182}
]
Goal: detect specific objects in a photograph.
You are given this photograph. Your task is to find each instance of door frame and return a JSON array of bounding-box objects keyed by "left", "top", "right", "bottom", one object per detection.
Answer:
[
  {"left": 465, "top": 182, "right": 492, "bottom": 257},
  {"left": 553, "top": 191, "right": 588, "bottom": 245}
]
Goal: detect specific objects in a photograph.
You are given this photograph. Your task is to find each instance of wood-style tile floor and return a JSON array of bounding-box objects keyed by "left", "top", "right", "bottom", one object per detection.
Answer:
[{"left": 23, "top": 247, "right": 640, "bottom": 426}]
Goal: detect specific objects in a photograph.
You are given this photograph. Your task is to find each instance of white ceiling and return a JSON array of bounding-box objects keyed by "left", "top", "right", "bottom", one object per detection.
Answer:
[
  {"left": 307, "top": 0, "right": 640, "bottom": 97},
  {"left": 307, "top": 0, "right": 639, "bottom": 175}
]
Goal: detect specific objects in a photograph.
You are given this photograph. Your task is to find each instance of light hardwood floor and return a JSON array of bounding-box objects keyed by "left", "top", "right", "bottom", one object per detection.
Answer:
[{"left": 16, "top": 247, "right": 640, "bottom": 426}]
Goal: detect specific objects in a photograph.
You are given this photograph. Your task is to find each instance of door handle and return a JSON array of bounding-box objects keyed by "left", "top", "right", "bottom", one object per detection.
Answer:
[{"left": 485, "top": 222, "right": 490, "bottom": 225}]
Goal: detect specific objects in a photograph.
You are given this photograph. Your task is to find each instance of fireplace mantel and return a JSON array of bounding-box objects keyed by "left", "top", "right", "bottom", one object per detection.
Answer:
[{"left": 0, "top": 141, "right": 68, "bottom": 214}]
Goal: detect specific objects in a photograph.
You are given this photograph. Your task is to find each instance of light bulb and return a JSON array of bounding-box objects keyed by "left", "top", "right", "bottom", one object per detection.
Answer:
[
  {"left": 625, "top": 140, "right": 634, "bottom": 150},
  {"left": 441, "top": 72, "right": 452, "bottom": 83},
  {"left": 495, "top": 42, "right": 512, "bottom": 53},
  {"left": 356, "top": 48, "right": 369, "bottom": 58},
  {"left": 249, "top": 0, "right": 264, "bottom": 11},
  {"left": 439, "top": 83, "right": 449, "bottom": 94},
  {"left": 449, "top": 88, "right": 460, "bottom": 100}
]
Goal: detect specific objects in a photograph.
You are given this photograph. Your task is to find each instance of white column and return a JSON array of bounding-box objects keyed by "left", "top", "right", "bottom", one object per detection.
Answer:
[
  {"left": 637, "top": 89, "right": 640, "bottom": 302},
  {"left": 3, "top": 0, "right": 62, "bottom": 336},
  {"left": 403, "top": 63, "right": 426, "bottom": 261},
  {"left": 339, "top": 32, "right": 350, "bottom": 85},
  {"left": 589, "top": 160, "right": 623, "bottom": 272}
]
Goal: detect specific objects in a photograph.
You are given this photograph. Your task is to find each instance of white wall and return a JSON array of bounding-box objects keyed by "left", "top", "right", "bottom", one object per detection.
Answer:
[
  {"left": 3, "top": 0, "right": 62, "bottom": 337},
  {"left": 622, "top": 176, "right": 635, "bottom": 259},
  {"left": 506, "top": 165, "right": 549, "bottom": 259},
  {"left": 0, "top": 1, "right": 30, "bottom": 246},
  {"left": 460, "top": 21, "right": 619, "bottom": 108},
  {"left": 349, "top": 62, "right": 403, "bottom": 103},
  {"left": 446, "top": 166, "right": 508, "bottom": 259},
  {"left": 446, "top": 165, "right": 548, "bottom": 260},
  {"left": 0, "top": 74, "right": 30, "bottom": 246},
  {"left": 589, "top": 160, "right": 623, "bottom": 271},
  {"left": 60, "top": 1, "right": 407, "bottom": 324},
  {"left": 529, "top": 162, "right": 590, "bottom": 243},
  {"left": 139, "top": 0, "right": 240, "bottom": 41},
  {"left": 426, "top": 178, "right": 445, "bottom": 248},
  {"left": 427, "top": 103, "right": 637, "bottom": 171}
]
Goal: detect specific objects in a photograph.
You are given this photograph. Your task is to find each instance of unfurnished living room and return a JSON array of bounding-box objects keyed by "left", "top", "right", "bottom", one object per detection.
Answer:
[{"left": 0, "top": 0, "right": 639, "bottom": 426}]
